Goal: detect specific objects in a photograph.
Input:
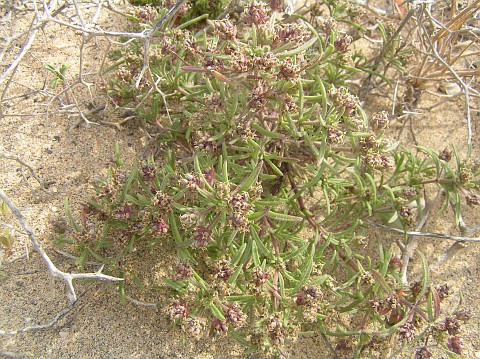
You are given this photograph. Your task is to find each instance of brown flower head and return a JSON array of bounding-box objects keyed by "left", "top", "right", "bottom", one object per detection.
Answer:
[
  {"left": 415, "top": 346, "right": 432, "bottom": 359},
  {"left": 213, "top": 259, "right": 233, "bottom": 280},
  {"left": 370, "top": 111, "right": 389, "bottom": 131},
  {"left": 444, "top": 317, "right": 461, "bottom": 335},
  {"left": 334, "top": 34, "right": 353, "bottom": 52},
  {"left": 211, "top": 318, "right": 228, "bottom": 337},
  {"left": 447, "top": 336, "right": 462, "bottom": 354},
  {"left": 173, "top": 260, "right": 193, "bottom": 280},
  {"left": 166, "top": 299, "right": 190, "bottom": 320},
  {"left": 275, "top": 23, "right": 309, "bottom": 45},
  {"left": 212, "top": 18, "right": 237, "bottom": 40},
  {"left": 153, "top": 220, "right": 169, "bottom": 236},
  {"left": 326, "top": 127, "right": 345, "bottom": 145},
  {"left": 252, "top": 267, "right": 270, "bottom": 287},
  {"left": 192, "top": 226, "right": 213, "bottom": 248},
  {"left": 466, "top": 194, "right": 480, "bottom": 206},
  {"left": 243, "top": 2, "right": 270, "bottom": 25},
  {"left": 225, "top": 303, "right": 247, "bottom": 328},
  {"left": 278, "top": 58, "right": 300, "bottom": 81}
]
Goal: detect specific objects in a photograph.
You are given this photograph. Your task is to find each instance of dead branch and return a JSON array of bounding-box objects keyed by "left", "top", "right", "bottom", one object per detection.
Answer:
[
  {"left": 0, "top": 296, "right": 79, "bottom": 336},
  {"left": 366, "top": 220, "right": 480, "bottom": 243},
  {"left": 0, "top": 189, "right": 124, "bottom": 301},
  {"left": 0, "top": 150, "right": 45, "bottom": 188}
]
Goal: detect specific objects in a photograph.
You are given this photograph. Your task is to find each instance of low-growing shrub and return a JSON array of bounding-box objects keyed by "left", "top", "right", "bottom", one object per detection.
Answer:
[{"left": 57, "top": 1, "right": 478, "bottom": 357}]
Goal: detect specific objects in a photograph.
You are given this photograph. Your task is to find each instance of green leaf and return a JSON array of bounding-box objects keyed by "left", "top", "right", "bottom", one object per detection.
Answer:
[
  {"left": 251, "top": 239, "right": 260, "bottom": 267},
  {"left": 64, "top": 197, "right": 81, "bottom": 233},
  {"left": 266, "top": 211, "right": 303, "bottom": 222},
  {"left": 277, "top": 37, "right": 317, "bottom": 57},
  {"left": 162, "top": 277, "right": 187, "bottom": 293},
  {"left": 251, "top": 123, "right": 284, "bottom": 139},
  {"left": 231, "top": 242, "right": 246, "bottom": 266},
  {"left": 293, "top": 234, "right": 317, "bottom": 292},
  {"left": 118, "top": 270, "right": 126, "bottom": 305},
  {"left": 209, "top": 302, "right": 226, "bottom": 321},
  {"left": 235, "top": 160, "right": 263, "bottom": 194},
  {"left": 416, "top": 250, "right": 430, "bottom": 301}
]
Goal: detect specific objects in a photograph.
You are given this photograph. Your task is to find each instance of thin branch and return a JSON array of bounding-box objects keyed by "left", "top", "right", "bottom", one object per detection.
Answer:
[
  {"left": 0, "top": 189, "right": 124, "bottom": 301},
  {"left": 0, "top": 302, "right": 78, "bottom": 337},
  {"left": 0, "top": 150, "right": 45, "bottom": 188},
  {"left": 366, "top": 220, "right": 480, "bottom": 243},
  {"left": 421, "top": 6, "right": 474, "bottom": 145}
]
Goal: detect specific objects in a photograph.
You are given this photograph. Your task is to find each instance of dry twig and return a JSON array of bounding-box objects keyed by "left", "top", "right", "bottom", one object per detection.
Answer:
[{"left": 0, "top": 189, "right": 123, "bottom": 301}]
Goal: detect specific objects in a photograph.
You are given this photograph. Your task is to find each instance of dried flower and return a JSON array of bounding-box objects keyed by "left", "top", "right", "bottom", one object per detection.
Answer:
[
  {"left": 183, "top": 316, "right": 206, "bottom": 337},
  {"left": 278, "top": 58, "right": 300, "bottom": 81},
  {"left": 212, "top": 19, "right": 237, "bottom": 40},
  {"left": 243, "top": 2, "right": 270, "bottom": 25},
  {"left": 256, "top": 52, "right": 278, "bottom": 72},
  {"left": 364, "top": 152, "right": 395, "bottom": 170},
  {"left": 180, "top": 212, "right": 197, "bottom": 228},
  {"left": 141, "top": 164, "right": 156, "bottom": 180},
  {"left": 265, "top": 314, "right": 287, "bottom": 347},
  {"left": 334, "top": 34, "right": 353, "bottom": 52},
  {"left": 415, "top": 346, "right": 432, "bottom": 359},
  {"left": 398, "top": 322, "right": 416, "bottom": 342},
  {"left": 282, "top": 94, "right": 298, "bottom": 113},
  {"left": 153, "top": 220, "right": 169, "bottom": 236},
  {"left": 166, "top": 299, "right": 190, "bottom": 320},
  {"left": 447, "top": 336, "right": 462, "bottom": 354},
  {"left": 360, "top": 134, "right": 380, "bottom": 152},
  {"left": 326, "top": 127, "right": 345, "bottom": 145},
  {"left": 466, "top": 194, "right": 480, "bottom": 206},
  {"left": 389, "top": 256, "right": 402, "bottom": 271},
  {"left": 152, "top": 191, "right": 172, "bottom": 212},
  {"left": 360, "top": 271, "right": 375, "bottom": 285},
  {"left": 252, "top": 267, "right": 270, "bottom": 287},
  {"left": 318, "top": 17, "right": 338, "bottom": 36},
  {"left": 211, "top": 318, "right": 229, "bottom": 337},
  {"left": 192, "top": 226, "right": 212, "bottom": 248},
  {"left": 294, "top": 285, "right": 321, "bottom": 306},
  {"left": 370, "top": 111, "right": 389, "bottom": 131},
  {"left": 275, "top": 23, "right": 309, "bottom": 45},
  {"left": 229, "top": 192, "right": 250, "bottom": 214},
  {"left": 173, "top": 260, "right": 193, "bottom": 280},
  {"left": 180, "top": 173, "right": 202, "bottom": 190},
  {"left": 230, "top": 213, "right": 249, "bottom": 232},
  {"left": 231, "top": 51, "right": 253, "bottom": 73},
  {"left": 329, "top": 86, "right": 359, "bottom": 116},
  {"left": 115, "top": 203, "right": 134, "bottom": 220},
  {"left": 213, "top": 259, "right": 233, "bottom": 280},
  {"left": 225, "top": 303, "right": 247, "bottom": 328},
  {"left": 444, "top": 317, "right": 461, "bottom": 335},
  {"left": 398, "top": 205, "right": 416, "bottom": 224},
  {"left": 435, "top": 283, "right": 450, "bottom": 301},
  {"left": 438, "top": 147, "right": 452, "bottom": 162},
  {"left": 133, "top": 5, "right": 157, "bottom": 23}
]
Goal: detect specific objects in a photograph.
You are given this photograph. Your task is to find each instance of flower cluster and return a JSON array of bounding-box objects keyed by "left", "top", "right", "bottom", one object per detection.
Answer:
[{"left": 227, "top": 192, "right": 251, "bottom": 231}]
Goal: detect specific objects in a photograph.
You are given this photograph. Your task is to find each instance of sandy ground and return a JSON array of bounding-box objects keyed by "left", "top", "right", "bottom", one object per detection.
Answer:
[{"left": 0, "top": 2, "right": 479, "bottom": 358}]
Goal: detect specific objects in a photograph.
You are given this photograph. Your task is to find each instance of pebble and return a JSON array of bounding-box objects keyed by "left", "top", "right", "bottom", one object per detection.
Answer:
[
  {"left": 438, "top": 81, "right": 462, "bottom": 96},
  {"left": 475, "top": 352, "right": 480, "bottom": 359},
  {"left": 59, "top": 331, "right": 69, "bottom": 339}
]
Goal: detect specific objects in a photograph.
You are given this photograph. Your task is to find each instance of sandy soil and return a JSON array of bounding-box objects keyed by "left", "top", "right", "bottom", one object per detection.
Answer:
[{"left": 0, "top": 2, "right": 479, "bottom": 358}]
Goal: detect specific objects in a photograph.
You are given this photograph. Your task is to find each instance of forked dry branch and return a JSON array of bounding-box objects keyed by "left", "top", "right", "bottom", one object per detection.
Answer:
[{"left": 0, "top": 189, "right": 123, "bottom": 301}]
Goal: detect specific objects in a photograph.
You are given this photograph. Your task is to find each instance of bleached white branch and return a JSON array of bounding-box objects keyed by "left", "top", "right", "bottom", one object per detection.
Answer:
[
  {"left": 0, "top": 189, "right": 123, "bottom": 301},
  {"left": 366, "top": 220, "right": 480, "bottom": 243}
]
